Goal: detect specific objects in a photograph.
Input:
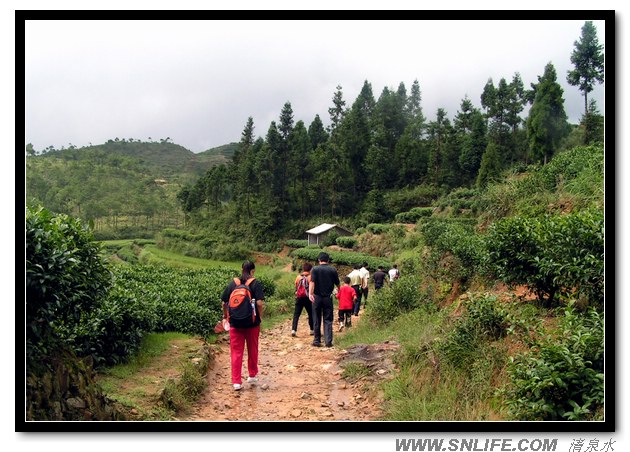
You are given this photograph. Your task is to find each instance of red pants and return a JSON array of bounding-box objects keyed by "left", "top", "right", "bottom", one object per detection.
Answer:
[{"left": 229, "top": 325, "right": 260, "bottom": 384}]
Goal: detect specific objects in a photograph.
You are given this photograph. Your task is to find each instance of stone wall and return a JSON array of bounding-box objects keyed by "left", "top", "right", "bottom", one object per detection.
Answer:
[{"left": 26, "top": 350, "right": 127, "bottom": 421}]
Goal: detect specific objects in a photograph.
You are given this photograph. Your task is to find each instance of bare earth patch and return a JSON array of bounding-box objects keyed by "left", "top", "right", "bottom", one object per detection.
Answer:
[{"left": 182, "top": 313, "right": 393, "bottom": 422}]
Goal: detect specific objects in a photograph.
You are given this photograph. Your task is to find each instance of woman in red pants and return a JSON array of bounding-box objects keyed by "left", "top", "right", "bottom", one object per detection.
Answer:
[{"left": 221, "top": 261, "right": 265, "bottom": 391}]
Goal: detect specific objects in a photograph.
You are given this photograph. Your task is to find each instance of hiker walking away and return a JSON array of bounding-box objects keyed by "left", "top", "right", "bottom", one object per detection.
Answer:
[
  {"left": 336, "top": 276, "right": 356, "bottom": 331},
  {"left": 292, "top": 262, "right": 314, "bottom": 337},
  {"left": 221, "top": 260, "right": 265, "bottom": 391},
  {"left": 388, "top": 264, "right": 400, "bottom": 285},
  {"left": 359, "top": 262, "right": 370, "bottom": 310},
  {"left": 309, "top": 252, "right": 340, "bottom": 348},
  {"left": 373, "top": 265, "right": 388, "bottom": 291},
  {"left": 347, "top": 263, "right": 363, "bottom": 316}
]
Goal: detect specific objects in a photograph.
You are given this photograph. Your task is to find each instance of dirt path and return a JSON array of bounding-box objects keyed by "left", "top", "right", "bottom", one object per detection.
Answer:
[{"left": 183, "top": 312, "right": 386, "bottom": 421}]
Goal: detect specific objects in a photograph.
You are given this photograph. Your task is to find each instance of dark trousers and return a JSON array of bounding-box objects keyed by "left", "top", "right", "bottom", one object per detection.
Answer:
[
  {"left": 292, "top": 296, "right": 313, "bottom": 332},
  {"left": 362, "top": 287, "right": 369, "bottom": 306},
  {"left": 338, "top": 309, "right": 352, "bottom": 326},
  {"left": 352, "top": 285, "right": 362, "bottom": 315},
  {"left": 312, "top": 294, "right": 334, "bottom": 346}
]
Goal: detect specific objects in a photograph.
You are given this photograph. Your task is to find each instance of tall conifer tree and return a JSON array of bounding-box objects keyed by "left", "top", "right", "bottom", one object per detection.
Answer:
[
  {"left": 526, "top": 63, "right": 570, "bottom": 164},
  {"left": 567, "top": 21, "right": 605, "bottom": 116}
]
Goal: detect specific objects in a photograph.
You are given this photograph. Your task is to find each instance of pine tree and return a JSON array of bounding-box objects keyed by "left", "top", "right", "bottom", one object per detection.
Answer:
[
  {"left": 426, "top": 108, "right": 452, "bottom": 186},
  {"left": 289, "top": 120, "right": 312, "bottom": 217},
  {"left": 526, "top": 63, "right": 570, "bottom": 164},
  {"left": 265, "top": 121, "right": 286, "bottom": 208},
  {"left": 455, "top": 97, "right": 487, "bottom": 185},
  {"left": 328, "top": 85, "right": 347, "bottom": 135},
  {"left": 476, "top": 141, "right": 502, "bottom": 188},
  {"left": 278, "top": 102, "right": 295, "bottom": 211},
  {"left": 406, "top": 79, "right": 425, "bottom": 124},
  {"left": 567, "top": 21, "right": 605, "bottom": 116},
  {"left": 308, "top": 114, "right": 329, "bottom": 150},
  {"left": 582, "top": 99, "right": 605, "bottom": 145},
  {"left": 341, "top": 81, "right": 374, "bottom": 194}
]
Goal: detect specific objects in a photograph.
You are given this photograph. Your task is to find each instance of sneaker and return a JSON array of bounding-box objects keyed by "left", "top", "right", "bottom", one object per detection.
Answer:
[
  {"left": 309, "top": 330, "right": 314, "bottom": 336},
  {"left": 291, "top": 330, "right": 296, "bottom": 337},
  {"left": 338, "top": 322, "right": 344, "bottom": 332},
  {"left": 311, "top": 342, "right": 321, "bottom": 347},
  {"left": 247, "top": 376, "right": 258, "bottom": 384},
  {"left": 233, "top": 383, "right": 242, "bottom": 391},
  {"left": 325, "top": 343, "right": 333, "bottom": 348}
]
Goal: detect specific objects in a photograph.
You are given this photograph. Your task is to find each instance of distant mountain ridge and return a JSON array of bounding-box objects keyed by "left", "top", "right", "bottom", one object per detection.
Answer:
[
  {"left": 32, "top": 139, "right": 239, "bottom": 181},
  {"left": 25, "top": 139, "right": 239, "bottom": 234}
]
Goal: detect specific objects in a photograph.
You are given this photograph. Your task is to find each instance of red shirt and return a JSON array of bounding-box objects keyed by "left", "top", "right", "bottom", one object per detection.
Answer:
[{"left": 336, "top": 285, "right": 356, "bottom": 311}]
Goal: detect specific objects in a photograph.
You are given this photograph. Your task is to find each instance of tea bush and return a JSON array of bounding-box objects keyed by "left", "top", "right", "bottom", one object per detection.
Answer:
[
  {"left": 502, "top": 307, "right": 604, "bottom": 420},
  {"left": 336, "top": 236, "right": 358, "bottom": 249},
  {"left": 26, "top": 206, "right": 113, "bottom": 365},
  {"left": 366, "top": 223, "right": 392, "bottom": 234},
  {"left": 366, "top": 275, "right": 433, "bottom": 325},
  {"left": 286, "top": 239, "right": 308, "bottom": 248},
  {"left": 290, "top": 247, "right": 390, "bottom": 270},
  {"left": 419, "top": 219, "right": 486, "bottom": 280},
  {"left": 435, "top": 294, "right": 508, "bottom": 370},
  {"left": 395, "top": 207, "right": 434, "bottom": 223},
  {"left": 485, "top": 208, "right": 604, "bottom": 308}
]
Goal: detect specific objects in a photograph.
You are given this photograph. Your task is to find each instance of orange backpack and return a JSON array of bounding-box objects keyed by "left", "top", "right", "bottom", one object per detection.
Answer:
[{"left": 228, "top": 277, "right": 256, "bottom": 327}]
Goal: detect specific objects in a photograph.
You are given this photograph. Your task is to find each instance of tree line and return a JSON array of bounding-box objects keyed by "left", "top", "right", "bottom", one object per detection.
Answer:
[{"left": 178, "top": 22, "right": 604, "bottom": 229}]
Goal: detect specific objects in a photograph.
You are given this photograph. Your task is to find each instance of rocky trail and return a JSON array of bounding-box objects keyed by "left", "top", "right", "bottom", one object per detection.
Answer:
[{"left": 183, "top": 311, "right": 398, "bottom": 422}]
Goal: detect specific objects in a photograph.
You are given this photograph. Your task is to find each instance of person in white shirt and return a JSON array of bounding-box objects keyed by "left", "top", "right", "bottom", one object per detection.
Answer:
[
  {"left": 359, "top": 262, "right": 370, "bottom": 310},
  {"left": 347, "top": 264, "right": 363, "bottom": 316},
  {"left": 388, "top": 264, "right": 400, "bottom": 284}
]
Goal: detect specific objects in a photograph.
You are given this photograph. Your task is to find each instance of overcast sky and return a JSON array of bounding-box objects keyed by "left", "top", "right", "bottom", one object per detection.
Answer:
[{"left": 25, "top": 18, "right": 606, "bottom": 154}]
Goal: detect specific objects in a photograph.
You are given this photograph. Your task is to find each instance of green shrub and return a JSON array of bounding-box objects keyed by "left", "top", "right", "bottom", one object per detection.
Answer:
[
  {"left": 366, "top": 223, "right": 391, "bottom": 234},
  {"left": 502, "top": 307, "right": 604, "bottom": 420},
  {"left": 26, "top": 206, "right": 112, "bottom": 365},
  {"left": 485, "top": 208, "right": 604, "bottom": 308},
  {"left": 435, "top": 294, "right": 508, "bottom": 370},
  {"left": 322, "top": 230, "right": 340, "bottom": 247},
  {"left": 290, "top": 248, "right": 390, "bottom": 270},
  {"left": 336, "top": 236, "right": 357, "bottom": 249},
  {"left": 419, "top": 219, "right": 485, "bottom": 280},
  {"left": 383, "top": 184, "right": 442, "bottom": 214},
  {"left": 286, "top": 239, "right": 308, "bottom": 248},
  {"left": 473, "top": 145, "right": 604, "bottom": 221},
  {"left": 115, "top": 244, "right": 139, "bottom": 264},
  {"left": 366, "top": 276, "right": 433, "bottom": 325},
  {"left": 395, "top": 207, "right": 434, "bottom": 223}
]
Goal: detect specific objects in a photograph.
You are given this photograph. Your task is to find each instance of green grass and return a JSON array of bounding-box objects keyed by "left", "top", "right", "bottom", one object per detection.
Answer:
[
  {"left": 99, "top": 332, "right": 189, "bottom": 379},
  {"left": 97, "top": 332, "right": 208, "bottom": 420},
  {"left": 140, "top": 244, "right": 242, "bottom": 270},
  {"left": 335, "top": 302, "right": 507, "bottom": 421},
  {"left": 341, "top": 362, "right": 372, "bottom": 382}
]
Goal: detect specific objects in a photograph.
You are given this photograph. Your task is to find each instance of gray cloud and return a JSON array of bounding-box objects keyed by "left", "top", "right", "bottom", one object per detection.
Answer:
[{"left": 25, "top": 19, "right": 606, "bottom": 153}]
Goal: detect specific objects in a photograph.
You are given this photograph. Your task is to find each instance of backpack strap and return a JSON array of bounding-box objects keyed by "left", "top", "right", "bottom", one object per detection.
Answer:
[
  {"left": 233, "top": 277, "right": 240, "bottom": 286},
  {"left": 245, "top": 277, "right": 256, "bottom": 287}
]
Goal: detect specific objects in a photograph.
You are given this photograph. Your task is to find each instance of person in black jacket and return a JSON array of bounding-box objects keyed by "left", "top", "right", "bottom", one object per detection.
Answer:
[
  {"left": 308, "top": 252, "right": 340, "bottom": 348},
  {"left": 373, "top": 265, "right": 388, "bottom": 290}
]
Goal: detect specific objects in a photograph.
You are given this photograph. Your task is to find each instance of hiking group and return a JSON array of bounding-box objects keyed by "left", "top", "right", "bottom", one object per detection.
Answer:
[{"left": 221, "top": 255, "right": 400, "bottom": 391}]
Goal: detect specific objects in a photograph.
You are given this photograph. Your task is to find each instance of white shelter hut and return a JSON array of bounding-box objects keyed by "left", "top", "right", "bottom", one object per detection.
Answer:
[{"left": 305, "top": 223, "right": 353, "bottom": 246}]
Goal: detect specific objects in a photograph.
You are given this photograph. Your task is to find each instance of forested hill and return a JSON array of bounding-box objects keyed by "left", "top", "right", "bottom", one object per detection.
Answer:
[
  {"left": 28, "top": 139, "right": 238, "bottom": 180},
  {"left": 195, "top": 142, "right": 239, "bottom": 167},
  {"left": 25, "top": 139, "right": 238, "bottom": 238}
]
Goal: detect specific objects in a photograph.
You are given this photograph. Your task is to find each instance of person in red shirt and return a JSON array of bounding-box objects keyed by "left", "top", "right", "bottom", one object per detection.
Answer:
[{"left": 336, "top": 276, "right": 357, "bottom": 332}]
